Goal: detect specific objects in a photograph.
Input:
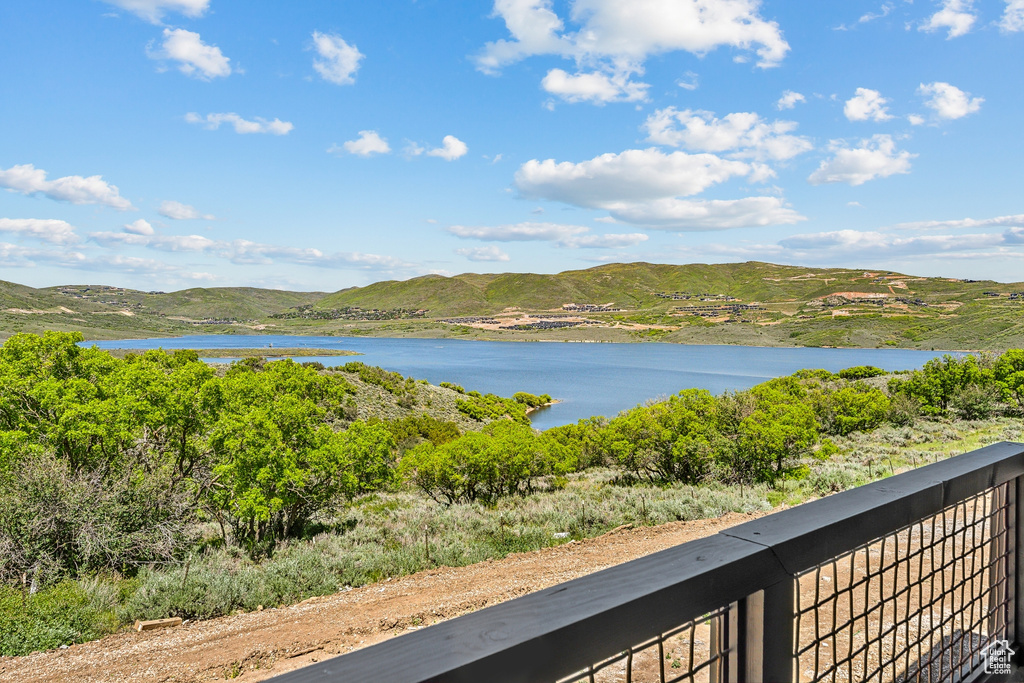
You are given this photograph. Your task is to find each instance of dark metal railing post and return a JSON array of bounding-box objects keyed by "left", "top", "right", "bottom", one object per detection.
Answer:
[
  {"left": 1014, "top": 476, "right": 1024, "bottom": 664},
  {"left": 761, "top": 578, "right": 797, "bottom": 682},
  {"left": 989, "top": 484, "right": 1010, "bottom": 640}
]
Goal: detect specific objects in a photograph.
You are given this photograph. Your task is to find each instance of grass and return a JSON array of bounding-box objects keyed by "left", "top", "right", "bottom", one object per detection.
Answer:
[
  {"left": 4, "top": 414, "right": 1020, "bottom": 656},
  {"left": 5, "top": 262, "right": 1024, "bottom": 349}
]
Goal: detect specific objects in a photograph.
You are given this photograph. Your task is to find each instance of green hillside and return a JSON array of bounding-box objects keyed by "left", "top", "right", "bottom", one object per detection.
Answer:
[
  {"left": 3, "top": 262, "right": 1023, "bottom": 350},
  {"left": 317, "top": 261, "right": 1021, "bottom": 315}
]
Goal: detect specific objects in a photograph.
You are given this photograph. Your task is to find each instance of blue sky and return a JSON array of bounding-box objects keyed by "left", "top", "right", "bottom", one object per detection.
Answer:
[{"left": 2, "top": 0, "right": 1023, "bottom": 291}]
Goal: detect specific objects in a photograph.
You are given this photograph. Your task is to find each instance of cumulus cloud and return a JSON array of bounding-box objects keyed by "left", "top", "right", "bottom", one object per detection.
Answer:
[
  {"left": 776, "top": 90, "right": 806, "bottom": 110},
  {"left": 477, "top": 0, "right": 789, "bottom": 106},
  {"left": 605, "top": 197, "right": 804, "bottom": 230},
  {"left": 123, "top": 219, "right": 155, "bottom": 236},
  {"left": 892, "top": 213, "right": 1024, "bottom": 231},
  {"left": 920, "top": 0, "right": 976, "bottom": 38},
  {"left": 808, "top": 135, "right": 914, "bottom": 186},
  {"left": 333, "top": 130, "right": 391, "bottom": 157},
  {"left": 185, "top": 112, "right": 293, "bottom": 135},
  {"left": 312, "top": 31, "right": 364, "bottom": 85},
  {"left": 515, "top": 148, "right": 753, "bottom": 208},
  {"left": 513, "top": 147, "right": 803, "bottom": 230},
  {"left": 101, "top": 0, "right": 208, "bottom": 23},
  {"left": 643, "top": 107, "right": 812, "bottom": 161},
  {"left": 0, "top": 242, "right": 86, "bottom": 268},
  {"left": 158, "top": 200, "right": 214, "bottom": 220},
  {"left": 0, "top": 164, "right": 133, "bottom": 210},
  {"left": 1003, "top": 0, "right": 1024, "bottom": 31},
  {"left": 90, "top": 224, "right": 411, "bottom": 271},
  {"left": 778, "top": 229, "right": 1015, "bottom": 257},
  {"left": 456, "top": 246, "right": 511, "bottom": 261},
  {"left": 447, "top": 221, "right": 648, "bottom": 248},
  {"left": 427, "top": 135, "right": 469, "bottom": 161},
  {"left": 918, "top": 82, "right": 983, "bottom": 120},
  {"left": 149, "top": 28, "right": 231, "bottom": 79},
  {"left": 0, "top": 218, "right": 79, "bottom": 244},
  {"left": 541, "top": 67, "right": 649, "bottom": 104},
  {"left": 844, "top": 88, "right": 893, "bottom": 122},
  {"left": 449, "top": 222, "right": 588, "bottom": 241}
]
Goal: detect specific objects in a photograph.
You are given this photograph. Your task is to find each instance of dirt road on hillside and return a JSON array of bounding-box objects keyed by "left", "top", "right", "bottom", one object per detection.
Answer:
[{"left": 0, "top": 512, "right": 772, "bottom": 683}]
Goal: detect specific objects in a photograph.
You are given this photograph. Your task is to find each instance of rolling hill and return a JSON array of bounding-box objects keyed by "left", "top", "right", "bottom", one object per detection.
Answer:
[{"left": 2, "top": 262, "right": 1023, "bottom": 349}]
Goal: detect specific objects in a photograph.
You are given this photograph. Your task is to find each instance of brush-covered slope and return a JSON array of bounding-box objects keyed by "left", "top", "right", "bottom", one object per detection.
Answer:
[{"left": 316, "top": 261, "right": 1020, "bottom": 316}]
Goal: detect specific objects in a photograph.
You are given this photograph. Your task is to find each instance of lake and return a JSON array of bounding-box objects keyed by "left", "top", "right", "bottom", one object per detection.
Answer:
[{"left": 85, "top": 335, "right": 951, "bottom": 430}]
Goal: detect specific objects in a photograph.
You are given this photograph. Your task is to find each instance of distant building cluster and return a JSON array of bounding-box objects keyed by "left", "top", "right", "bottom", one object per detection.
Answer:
[
  {"left": 561, "top": 303, "right": 621, "bottom": 312},
  {"left": 502, "top": 319, "right": 602, "bottom": 330},
  {"left": 808, "top": 295, "right": 927, "bottom": 309},
  {"left": 57, "top": 285, "right": 146, "bottom": 311},
  {"left": 657, "top": 292, "right": 739, "bottom": 302},
  {"left": 440, "top": 316, "right": 500, "bottom": 325},
  {"left": 273, "top": 305, "right": 426, "bottom": 321},
  {"left": 673, "top": 304, "right": 765, "bottom": 318}
]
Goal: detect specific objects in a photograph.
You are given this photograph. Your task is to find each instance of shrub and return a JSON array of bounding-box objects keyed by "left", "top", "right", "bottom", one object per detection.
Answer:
[
  {"left": 838, "top": 365, "right": 887, "bottom": 380},
  {"left": 0, "top": 581, "right": 118, "bottom": 656}
]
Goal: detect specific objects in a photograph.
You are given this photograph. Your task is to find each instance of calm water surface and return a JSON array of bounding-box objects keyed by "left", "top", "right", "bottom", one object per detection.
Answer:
[{"left": 86, "top": 335, "right": 950, "bottom": 430}]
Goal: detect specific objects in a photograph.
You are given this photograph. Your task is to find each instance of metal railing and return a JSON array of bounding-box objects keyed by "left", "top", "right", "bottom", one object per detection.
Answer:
[{"left": 269, "top": 441, "right": 1024, "bottom": 683}]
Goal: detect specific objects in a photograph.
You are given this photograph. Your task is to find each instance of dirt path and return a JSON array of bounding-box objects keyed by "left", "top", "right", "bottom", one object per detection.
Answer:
[{"left": 0, "top": 512, "right": 772, "bottom": 683}]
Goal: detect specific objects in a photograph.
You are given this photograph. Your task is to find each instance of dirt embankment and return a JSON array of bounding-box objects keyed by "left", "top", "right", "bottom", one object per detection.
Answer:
[{"left": 0, "top": 511, "right": 772, "bottom": 683}]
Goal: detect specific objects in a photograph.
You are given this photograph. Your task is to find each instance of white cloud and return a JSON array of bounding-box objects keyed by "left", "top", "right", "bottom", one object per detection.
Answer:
[
  {"left": 92, "top": 230, "right": 217, "bottom": 252},
  {"left": 185, "top": 112, "right": 293, "bottom": 135},
  {"left": 124, "top": 219, "right": 155, "bottom": 236},
  {"left": 643, "top": 107, "right": 812, "bottom": 161},
  {"left": 859, "top": 3, "right": 894, "bottom": 23},
  {"left": 158, "top": 200, "right": 214, "bottom": 220},
  {"left": 776, "top": 90, "right": 806, "bottom": 110},
  {"left": 426, "top": 135, "right": 469, "bottom": 161},
  {"left": 605, "top": 197, "right": 805, "bottom": 230},
  {"left": 456, "top": 246, "right": 511, "bottom": 262},
  {"left": 101, "top": 0, "right": 208, "bottom": 23},
  {"left": 0, "top": 164, "right": 133, "bottom": 210},
  {"left": 477, "top": 0, "right": 789, "bottom": 106},
  {"left": 677, "top": 72, "right": 699, "bottom": 91},
  {"left": 892, "top": 213, "right": 1024, "bottom": 231},
  {"left": 334, "top": 130, "right": 391, "bottom": 157},
  {"left": 449, "top": 222, "right": 589, "bottom": 241},
  {"left": 0, "top": 242, "right": 86, "bottom": 268},
  {"left": 541, "top": 67, "right": 649, "bottom": 104},
  {"left": 563, "top": 233, "right": 649, "bottom": 248},
  {"left": 808, "top": 135, "right": 914, "bottom": 186},
  {"left": 920, "top": 0, "right": 976, "bottom": 38},
  {"left": 908, "top": 114, "right": 926, "bottom": 126},
  {"left": 447, "top": 221, "right": 648, "bottom": 248},
  {"left": 0, "top": 218, "right": 79, "bottom": 244},
  {"left": 149, "top": 28, "right": 231, "bottom": 80},
  {"left": 779, "top": 229, "right": 1013, "bottom": 257},
  {"left": 1003, "top": 0, "right": 1024, "bottom": 31},
  {"left": 515, "top": 148, "right": 754, "bottom": 208},
  {"left": 90, "top": 226, "right": 411, "bottom": 271},
  {"left": 843, "top": 88, "right": 893, "bottom": 122},
  {"left": 918, "top": 82, "right": 983, "bottom": 120},
  {"left": 513, "top": 147, "right": 802, "bottom": 230},
  {"left": 312, "top": 31, "right": 364, "bottom": 85}
]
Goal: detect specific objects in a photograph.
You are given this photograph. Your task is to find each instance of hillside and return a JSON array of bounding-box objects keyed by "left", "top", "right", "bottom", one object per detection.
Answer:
[{"left": 3, "top": 262, "right": 1023, "bottom": 350}]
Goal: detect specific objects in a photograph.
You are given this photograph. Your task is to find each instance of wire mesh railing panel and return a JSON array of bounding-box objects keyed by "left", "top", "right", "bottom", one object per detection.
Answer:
[
  {"left": 558, "top": 605, "right": 734, "bottom": 683},
  {"left": 794, "top": 483, "right": 1013, "bottom": 683}
]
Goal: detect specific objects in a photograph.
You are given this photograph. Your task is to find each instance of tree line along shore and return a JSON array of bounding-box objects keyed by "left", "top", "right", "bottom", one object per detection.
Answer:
[{"left": 1, "top": 331, "right": 1023, "bottom": 656}]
